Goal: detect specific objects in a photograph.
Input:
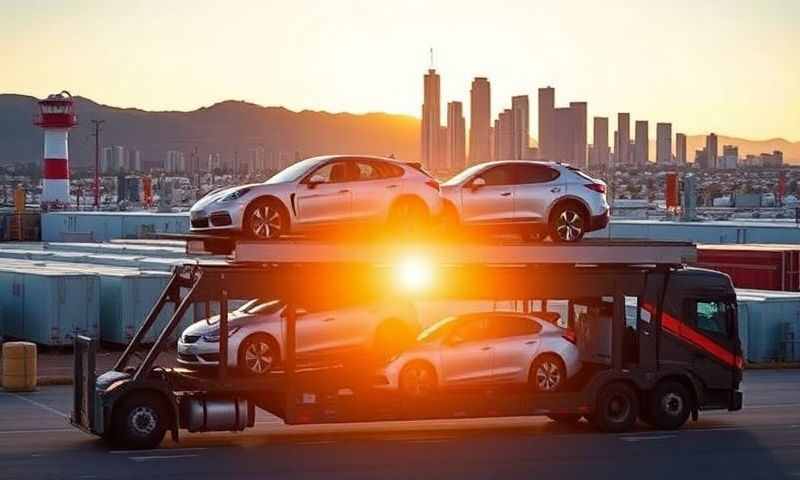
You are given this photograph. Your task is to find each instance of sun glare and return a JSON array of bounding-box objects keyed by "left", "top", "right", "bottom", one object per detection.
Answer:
[{"left": 394, "top": 255, "right": 434, "bottom": 293}]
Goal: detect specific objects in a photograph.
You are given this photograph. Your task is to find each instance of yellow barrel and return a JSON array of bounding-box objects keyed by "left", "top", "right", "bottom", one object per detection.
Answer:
[{"left": 2, "top": 342, "right": 37, "bottom": 392}]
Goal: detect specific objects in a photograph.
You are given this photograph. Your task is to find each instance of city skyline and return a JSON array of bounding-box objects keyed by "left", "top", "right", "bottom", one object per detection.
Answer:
[{"left": 1, "top": 0, "right": 798, "bottom": 142}]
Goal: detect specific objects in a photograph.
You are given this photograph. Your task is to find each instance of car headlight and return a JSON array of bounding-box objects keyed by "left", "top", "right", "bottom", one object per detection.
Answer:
[
  {"left": 220, "top": 188, "right": 251, "bottom": 202},
  {"left": 201, "top": 326, "right": 241, "bottom": 342}
]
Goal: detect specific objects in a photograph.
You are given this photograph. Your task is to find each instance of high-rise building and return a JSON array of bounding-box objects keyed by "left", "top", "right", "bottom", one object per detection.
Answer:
[
  {"left": 164, "top": 150, "right": 185, "bottom": 173},
  {"left": 446, "top": 101, "right": 466, "bottom": 172},
  {"left": 634, "top": 120, "right": 649, "bottom": 166},
  {"left": 127, "top": 148, "right": 142, "bottom": 172},
  {"left": 553, "top": 107, "right": 575, "bottom": 164},
  {"left": 511, "top": 95, "right": 529, "bottom": 160},
  {"left": 494, "top": 109, "right": 514, "bottom": 161},
  {"left": 656, "top": 123, "right": 672, "bottom": 164},
  {"left": 721, "top": 145, "right": 739, "bottom": 169},
  {"left": 675, "top": 133, "right": 687, "bottom": 165},
  {"left": 538, "top": 87, "right": 555, "bottom": 160},
  {"left": 469, "top": 77, "right": 491, "bottom": 164},
  {"left": 706, "top": 133, "right": 718, "bottom": 169},
  {"left": 591, "top": 117, "right": 609, "bottom": 168},
  {"left": 695, "top": 148, "right": 709, "bottom": 169},
  {"left": 421, "top": 69, "right": 441, "bottom": 170},
  {"left": 569, "top": 102, "right": 587, "bottom": 168},
  {"left": 617, "top": 113, "right": 630, "bottom": 165}
]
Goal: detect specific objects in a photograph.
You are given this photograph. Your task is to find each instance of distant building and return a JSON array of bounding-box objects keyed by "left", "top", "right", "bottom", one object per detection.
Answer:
[
  {"left": 537, "top": 87, "right": 555, "bottom": 160},
  {"left": 164, "top": 150, "right": 186, "bottom": 173},
  {"left": 675, "top": 133, "right": 687, "bottom": 165},
  {"left": 469, "top": 78, "right": 492, "bottom": 165},
  {"left": 421, "top": 69, "right": 441, "bottom": 170},
  {"left": 721, "top": 145, "right": 738, "bottom": 169},
  {"left": 656, "top": 123, "right": 672, "bottom": 164},
  {"left": 634, "top": 120, "right": 649, "bottom": 166},
  {"left": 617, "top": 113, "right": 630, "bottom": 165},
  {"left": 694, "top": 147, "right": 709, "bottom": 169},
  {"left": 553, "top": 107, "right": 574, "bottom": 164},
  {"left": 511, "top": 95, "right": 529, "bottom": 160},
  {"left": 446, "top": 101, "right": 466, "bottom": 171},
  {"left": 762, "top": 150, "right": 784, "bottom": 168},
  {"left": 494, "top": 109, "right": 514, "bottom": 160},
  {"left": 706, "top": 133, "right": 719, "bottom": 169},
  {"left": 591, "top": 117, "right": 609, "bottom": 169},
  {"left": 569, "top": 101, "right": 587, "bottom": 168},
  {"left": 101, "top": 147, "right": 113, "bottom": 174},
  {"left": 127, "top": 148, "right": 142, "bottom": 172}
]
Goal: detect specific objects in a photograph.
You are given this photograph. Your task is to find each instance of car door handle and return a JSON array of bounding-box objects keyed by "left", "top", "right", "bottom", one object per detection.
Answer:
[
  {"left": 525, "top": 340, "right": 538, "bottom": 345},
  {"left": 500, "top": 192, "right": 512, "bottom": 197},
  {"left": 480, "top": 346, "right": 492, "bottom": 351},
  {"left": 338, "top": 189, "right": 350, "bottom": 194},
  {"left": 386, "top": 184, "right": 398, "bottom": 189},
  {"left": 550, "top": 187, "right": 561, "bottom": 193}
]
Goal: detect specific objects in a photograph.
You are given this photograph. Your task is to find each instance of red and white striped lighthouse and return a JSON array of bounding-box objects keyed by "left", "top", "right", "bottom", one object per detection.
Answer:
[{"left": 34, "top": 91, "right": 77, "bottom": 206}]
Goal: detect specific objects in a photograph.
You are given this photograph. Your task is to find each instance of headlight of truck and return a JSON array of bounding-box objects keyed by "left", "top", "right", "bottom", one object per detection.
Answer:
[{"left": 201, "top": 326, "right": 241, "bottom": 342}]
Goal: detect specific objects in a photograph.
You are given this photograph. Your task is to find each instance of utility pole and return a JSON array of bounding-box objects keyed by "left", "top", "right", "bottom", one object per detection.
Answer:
[{"left": 90, "top": 120, "right": 105, "bottom": 209}]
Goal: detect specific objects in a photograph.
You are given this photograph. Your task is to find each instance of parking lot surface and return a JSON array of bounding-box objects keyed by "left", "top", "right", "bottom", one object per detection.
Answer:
[{"left": 1, "top": 369, "right": 799, "bottom": 480}]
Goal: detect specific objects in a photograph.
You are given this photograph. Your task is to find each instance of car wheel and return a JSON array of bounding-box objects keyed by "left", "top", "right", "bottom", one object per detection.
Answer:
[
  {"left": 549, "top": 203, "right": 587, "bottom": 243},
  {"left": 399, "top": 362, "right": 437, "bottom": 399},
  {"left": 648, "top": 381, "right": 692, "bottom": 430},
  {"left": 591, "top": 383, "right": 639, "bottom": 433},
  {"left": 530, "top": 354, "right": 567, "bottom": 393},
  {"left": 243, "top": 198, "right": 287, "bottom": 240},
  {"left": 238, "top": 334, "right": 279, "bottom": 376},
  {"left": 389, "top": 197, "right": 429, "bottom": 235},
  {"left": 111, "top": 392, "right": 170, "bottom": 450},
  {"left": 547, "top": 413, "right": 583, "bottom": 424}
]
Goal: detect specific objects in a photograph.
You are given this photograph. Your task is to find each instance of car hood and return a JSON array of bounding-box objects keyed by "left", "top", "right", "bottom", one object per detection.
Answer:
[
  {"left": 181, "top": 310, "right": 279, "bottom": 336},
  {"left": 191, "top": 183, "right": 264, "bottom": 211}
]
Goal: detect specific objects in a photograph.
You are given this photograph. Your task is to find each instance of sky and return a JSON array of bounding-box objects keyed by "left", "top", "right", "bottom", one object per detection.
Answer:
[{"left": 1, "top": 0, "right": 798, "bottom": 143}]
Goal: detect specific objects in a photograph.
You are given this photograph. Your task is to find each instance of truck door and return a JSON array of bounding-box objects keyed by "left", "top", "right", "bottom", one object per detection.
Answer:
[{"left": 683, "top": 299, "right": 739, "bottom": 390}]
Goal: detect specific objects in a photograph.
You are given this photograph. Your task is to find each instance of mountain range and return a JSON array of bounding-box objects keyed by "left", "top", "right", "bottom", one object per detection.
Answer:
[{"left": 0, "top": 93, "right": 798, "bottom": 168}]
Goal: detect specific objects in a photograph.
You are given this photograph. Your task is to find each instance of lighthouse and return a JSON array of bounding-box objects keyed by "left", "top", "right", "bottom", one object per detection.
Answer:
[{"left": 34, "top": 91, "right": 77, "bottom": 206}]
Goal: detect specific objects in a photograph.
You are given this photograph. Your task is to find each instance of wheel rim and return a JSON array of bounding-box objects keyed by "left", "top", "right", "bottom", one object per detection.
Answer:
[
  {"left": 556, "top": 209, "right": 584, "bottom": 241},
  {"left": 129, "top": 406, "right": 157, "bottom": 436},
  {"left": 250, "top": 206, "right": 281, "bottom": 239},
  {"left": 606, "top": 394, "right": 631, "bottom": 423},
  {"left": 402, "top": 366, "right": 434, "bottom": 397},
  {"left": 536, "top": 361, "right": 562, "bottom": 391},
  {"left": 662, "top": 392, "right": 684, "bottom": 417},
  {"left": 244, "top": 341, "right": 274, "bottom": 374}
]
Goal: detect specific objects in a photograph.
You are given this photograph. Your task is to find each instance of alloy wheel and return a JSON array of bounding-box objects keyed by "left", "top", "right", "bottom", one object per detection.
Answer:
[
  {"left": 401, "top": 365, "right": 435, "bottom": 397},
  {"left": 249, "top": 206, "right": 282, "bottom": 239},
  {"left": 556, "top": 209, "right": 584, "bottom": 241},
  {"left": 536, "top": 361, "right": 562, "bottom": 391},
  {"left": 244, "top": 341, "right": 274, "bottom": 374}
]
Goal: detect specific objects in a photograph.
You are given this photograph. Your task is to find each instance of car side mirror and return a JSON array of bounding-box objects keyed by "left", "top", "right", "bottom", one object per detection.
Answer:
[
  {"left": 307, "top": 175, "right": 326, "bottom": 189},
  {"left": 470, "top": 177, "right": 487, "bottom": 191}
]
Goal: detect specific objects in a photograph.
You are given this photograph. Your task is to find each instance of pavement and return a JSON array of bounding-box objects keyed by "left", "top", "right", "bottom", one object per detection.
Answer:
[{"left": 0, "top": 369, "right": 799, "bottom": 480}]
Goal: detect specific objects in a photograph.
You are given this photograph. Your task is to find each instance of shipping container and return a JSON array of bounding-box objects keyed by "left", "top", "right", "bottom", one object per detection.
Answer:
[
  {"left": 0, "top": 265, "right": 99, "bottom": 345},
  {"left": 697, "top": 244, "right": 800, "bottom": 291},
  {"left": 737, "top": 289, "right": 800, "bottom": 362},
  {"left": 41, "top": 211, "right": 189, "bottom": 242}
]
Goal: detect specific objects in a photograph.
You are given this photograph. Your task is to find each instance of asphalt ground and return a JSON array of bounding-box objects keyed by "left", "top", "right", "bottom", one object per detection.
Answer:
[{"left": 0, "top": 369, "right": 799, "bottom": 480}]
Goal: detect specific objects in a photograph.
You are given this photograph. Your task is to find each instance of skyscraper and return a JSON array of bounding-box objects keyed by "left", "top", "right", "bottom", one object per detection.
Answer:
[
  {"left": 446, "top": 101, "right": 466, "bottom": 172},
  {"left": 553, "top": 107, "right": 574, "bottom": 164},
  {"left": 656, "top": 123, "right": 672, "bottom": 164},
  {"left": 421, "top": 69, "right": 441, "bottom": 170},
  {"left": 538, "top": 87, "right": 555, "bottom": 160},
  {"left": 634, "top": 120, "right": 649, "bottom": 166},
  {"left": 617, "top": 113, "right": 630, "bottom": 165},
  {"left": 469, "top": 77, "right": 491, "bottom": 164},
  {"left": 511, "top": 95, "right": 529, "bottom": 160},
  {"left": 494, "top": 109, "right": 514, "bottom": 161},
  {"left": 706, "top": 133, "right": 719, "bottom": 169},
  {"left": 592, "top": 117, "right": 609, "bottom": 168},
  {"left": 676, "top": 133, "right": 687, "bottom": 165},
  {"left": 569, "top": 101, "right": 587, "bottom": 168}
]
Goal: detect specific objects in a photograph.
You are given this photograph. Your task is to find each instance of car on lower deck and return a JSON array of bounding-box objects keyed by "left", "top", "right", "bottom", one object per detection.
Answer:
[
  {"left": 177, "top": 298, "right": 419, "bottom": 376},
  {"left": 441, "top": 160, "right": 609, "bottom": 242},
  {"left": 189, "top": 155, "right": 443, "bottom": 239},
  {"left": 375, "top": 311, "right": 581, "bottom": 397}
]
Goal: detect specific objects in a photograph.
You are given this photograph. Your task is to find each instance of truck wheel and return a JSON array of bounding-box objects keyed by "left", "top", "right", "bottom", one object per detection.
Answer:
[
  {"left": 648, "top": 381, "right": 692, "bottom": 430},
  {"left": 111, "top": 392, "right": 170, "bottom": 450},
  {"left": 592, "top": 383, "right": 639, "bottom": 433}
]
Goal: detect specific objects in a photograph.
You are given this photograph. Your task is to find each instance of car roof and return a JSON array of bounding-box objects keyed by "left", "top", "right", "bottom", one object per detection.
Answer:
[
  {"left": 471, "top": 160, "right": 568, "bottom": 169},
  {"left": 304, "top": 154, "right": 411, "bottom": 167}
]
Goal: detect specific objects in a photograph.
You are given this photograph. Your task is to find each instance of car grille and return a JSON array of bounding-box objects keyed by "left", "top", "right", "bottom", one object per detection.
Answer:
[
  {"left": 182, "top": 335, "right": 200, "bottom": 344},
  {"left": 199, "top": 353, "right": 220, "bottom": 362},
  {"left": 178, "top": 353, "right": 198, "bottom": 362},
  {"left": 191, "top": 218, "right": 209, "bottom": 228},
  {"left": 210, "top": 211, "right": 232, "bottom": 227}
]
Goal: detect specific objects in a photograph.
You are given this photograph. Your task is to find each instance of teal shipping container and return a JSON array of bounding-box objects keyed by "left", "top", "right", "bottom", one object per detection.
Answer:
[{"left": 737, "top": 289, "right": 800, "bottom": 363}]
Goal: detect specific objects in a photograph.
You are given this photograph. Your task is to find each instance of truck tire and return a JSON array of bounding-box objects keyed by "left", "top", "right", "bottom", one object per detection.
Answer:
[
  {"left": 111, "top": 391, "right": 170, "bottom": 449},
  {"left": 648, "top": 381, "right": 692, "bottom": 430},
  {"left": 592, "top": 383, "right": 639, "bottom": 433}
]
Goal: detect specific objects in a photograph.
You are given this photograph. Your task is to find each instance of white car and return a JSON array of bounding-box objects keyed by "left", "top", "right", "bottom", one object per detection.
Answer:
[
  {"left": 177, "top": 298, "right": 419, "bottom": 376},
  {"left": 375, "top": 312, "right": 581, "bottom": 397},
  {"left": 190, "top": 155, "right": 443, "bottom": 239},
  {"left": 441, "top": 161, "right": 609, "bottom": 242}
]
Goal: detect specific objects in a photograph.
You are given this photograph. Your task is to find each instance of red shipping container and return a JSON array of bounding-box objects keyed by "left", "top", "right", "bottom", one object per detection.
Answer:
[{"left": 695, "top": 244, "right": 800, "bottom": 291}]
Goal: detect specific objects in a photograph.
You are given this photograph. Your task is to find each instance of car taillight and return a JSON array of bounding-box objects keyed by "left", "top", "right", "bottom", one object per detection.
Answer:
[
  {"left": 585, "top": 183, "right": 606, "bottom": 194},
  {"left": 425, "top": 180, "right": 440, "bottom": 191},
  {"left": 562, "top": 329, "right": 577, "bottom": 344}
]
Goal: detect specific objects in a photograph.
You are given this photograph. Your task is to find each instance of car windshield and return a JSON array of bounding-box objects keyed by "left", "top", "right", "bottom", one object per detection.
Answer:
[
  {"left": 417, "top": 316, "right": 459, "bottom": 343},
  {"left": 442, "top": 164, "right": 487, "bottom": 186},
  {"left": 264, "top": 157, "right": 326, "bottom": 184}
]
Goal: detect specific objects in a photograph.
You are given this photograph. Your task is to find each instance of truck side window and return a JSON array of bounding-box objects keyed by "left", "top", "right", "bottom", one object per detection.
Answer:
[{"left": 695, "top": 300, "right": 730, "bottom": 337}]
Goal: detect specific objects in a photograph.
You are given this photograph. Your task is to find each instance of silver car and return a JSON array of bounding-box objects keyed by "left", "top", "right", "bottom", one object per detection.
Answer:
[
  {"left": 177, "top": 299, "right": 419, "bottom": 376},
  {"left": 376, "top": 312, "right": 581, "bottom": 397},
  {"left": 190, "top": 155, "right": 443, "bottom": 239},
  {"left": 441, "top": 161, "right": 609, "bottom": 242}
]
